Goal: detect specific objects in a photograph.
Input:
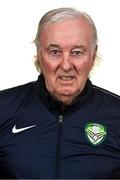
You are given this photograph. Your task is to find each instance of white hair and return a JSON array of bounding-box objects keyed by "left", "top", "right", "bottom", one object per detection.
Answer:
[{"left": 33, "top": 7, "right": 99, "bottom": 72}]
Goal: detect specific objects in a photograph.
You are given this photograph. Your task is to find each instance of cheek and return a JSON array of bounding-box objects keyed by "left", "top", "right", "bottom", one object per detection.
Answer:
[
  {"left": 77, "top": 61, "right": 92, "bottom": 74},
  {"left": 40, "top": 59, "right": 55, "bottom": 74},
  {"left": 38, "top": 51, "right": 56, "bottom": 73}
]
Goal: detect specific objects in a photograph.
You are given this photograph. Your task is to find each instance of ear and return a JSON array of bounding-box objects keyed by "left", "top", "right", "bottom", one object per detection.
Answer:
[
  {"left": 36, "top": 49, "right": 42, "bottom": 73},
  {"left": 91, "top": 45, "right": 98, "bottom": 66}
]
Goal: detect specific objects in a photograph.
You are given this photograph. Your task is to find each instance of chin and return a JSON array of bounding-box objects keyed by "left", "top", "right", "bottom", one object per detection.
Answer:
[{"left": 58, "top": 88, "right": 76, "bottom": 96}]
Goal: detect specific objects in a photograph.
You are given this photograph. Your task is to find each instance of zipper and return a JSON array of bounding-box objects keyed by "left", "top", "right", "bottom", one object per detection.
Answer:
[
  {"left": 59, "top": 115, "right": 63, "bottom": 124},
  {"left": 55, "top": 115, "right": 63, "bottom": 179}
]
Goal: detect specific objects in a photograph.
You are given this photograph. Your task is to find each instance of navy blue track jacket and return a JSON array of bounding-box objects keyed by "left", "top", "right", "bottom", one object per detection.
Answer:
[{"left": 0, "top": 74, "right": 120, "bottom": 179}]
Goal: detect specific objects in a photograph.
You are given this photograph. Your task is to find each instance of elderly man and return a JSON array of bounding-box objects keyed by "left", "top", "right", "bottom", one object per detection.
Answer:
[{"left": 0, "top": 8, "right": 120, "bottom": 179}]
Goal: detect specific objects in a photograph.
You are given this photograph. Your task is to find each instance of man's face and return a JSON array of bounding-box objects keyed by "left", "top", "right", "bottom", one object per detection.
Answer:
[{"left": 38, "top": 17, "right": 97, "bottom": 104}]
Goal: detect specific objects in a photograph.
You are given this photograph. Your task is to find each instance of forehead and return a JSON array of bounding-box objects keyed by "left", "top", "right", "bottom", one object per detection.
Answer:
[{"left": 40, "top": 17, "right": 93, "bottom": 48}]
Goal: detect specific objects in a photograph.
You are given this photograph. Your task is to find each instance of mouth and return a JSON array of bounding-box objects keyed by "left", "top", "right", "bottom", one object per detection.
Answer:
[{"left": 58, "top": 76, "right": 75, "bottom": 81}]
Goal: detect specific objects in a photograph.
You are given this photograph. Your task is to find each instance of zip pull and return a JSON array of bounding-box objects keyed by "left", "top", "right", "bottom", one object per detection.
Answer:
[{"left": 59, "top": 115, "right": 63, "bottom": 124}]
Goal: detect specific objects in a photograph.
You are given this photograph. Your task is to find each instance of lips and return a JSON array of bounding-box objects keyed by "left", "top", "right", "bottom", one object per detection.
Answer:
[{"left": 59, "top": 76, "right": 75, "bottom": 81}]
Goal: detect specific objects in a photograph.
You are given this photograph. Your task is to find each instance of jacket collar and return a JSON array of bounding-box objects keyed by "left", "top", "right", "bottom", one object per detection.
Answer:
[{"left": 35, "top": 74, "right": 94, "bottom": 115}]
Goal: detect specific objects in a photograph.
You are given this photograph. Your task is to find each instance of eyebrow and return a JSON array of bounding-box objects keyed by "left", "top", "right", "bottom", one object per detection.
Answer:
[
  {"left": 72, "top": 45, "right": 86, "bottom": 49},
  {"left": 47, "top": 44, "right": 86, "bottom": 50},
  {"left": 47, "top": 44, "right": 60, "bottom": 49}
]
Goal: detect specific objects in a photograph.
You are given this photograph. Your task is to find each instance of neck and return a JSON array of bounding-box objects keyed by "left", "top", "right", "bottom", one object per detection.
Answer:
[{"left": 50, "top": 93, "right": 79, "bottom": 106}]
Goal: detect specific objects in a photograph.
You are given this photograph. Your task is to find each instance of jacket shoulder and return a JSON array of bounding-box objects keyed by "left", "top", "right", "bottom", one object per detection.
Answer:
[
  {"left": 92, "top": 85, "right": 120, "bottom": 106},
  {"left": 0, "top": 81, "right": 36, "bottom": 112}
]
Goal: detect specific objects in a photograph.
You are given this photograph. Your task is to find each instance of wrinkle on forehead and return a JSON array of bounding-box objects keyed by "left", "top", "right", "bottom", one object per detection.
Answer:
[{"left": 40, "top": 18, "right": 94, "bottom": 50}]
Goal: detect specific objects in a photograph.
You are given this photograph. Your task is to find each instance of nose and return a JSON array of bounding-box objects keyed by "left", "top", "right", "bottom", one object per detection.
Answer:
[{"left": 60, "top": 53, "right": 73, "bottom": 71}]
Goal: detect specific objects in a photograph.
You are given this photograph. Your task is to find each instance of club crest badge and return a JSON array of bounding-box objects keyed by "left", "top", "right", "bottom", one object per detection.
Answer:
[{"left": 85, "top": 122, "right": 107, "bottom": 146}]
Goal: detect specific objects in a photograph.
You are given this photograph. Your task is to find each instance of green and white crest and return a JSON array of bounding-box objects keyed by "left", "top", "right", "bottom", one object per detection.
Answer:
[{"left": 85, "top": 122, "right": 107, "bottom": 146}]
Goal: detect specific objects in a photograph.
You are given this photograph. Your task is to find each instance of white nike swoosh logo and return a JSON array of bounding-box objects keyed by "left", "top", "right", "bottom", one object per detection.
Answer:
[{"left": 12, "top": 125, "right": 36, "bottom": 133}]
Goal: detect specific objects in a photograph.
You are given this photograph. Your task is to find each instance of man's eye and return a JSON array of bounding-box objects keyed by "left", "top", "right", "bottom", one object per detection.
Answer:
[
  {"left": 71, "top": 50, "right": 84, "bottom": 56},
  {"left": 50, "top": 50, "right": 62, "bottom": 56}
]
